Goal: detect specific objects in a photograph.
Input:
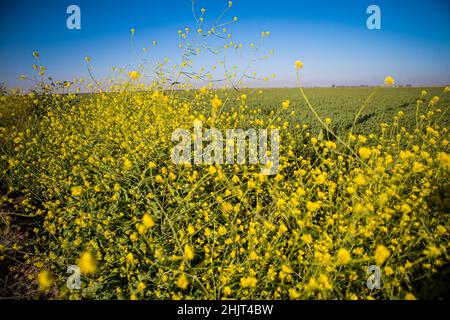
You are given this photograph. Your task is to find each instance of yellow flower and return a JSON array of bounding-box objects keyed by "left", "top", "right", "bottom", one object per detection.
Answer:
[
  {"left": 295, "top": 60, "right": 303, "bottom": 70},
  {"left": 71, "top": 186, "right": 83, "bottom": 197},
  {"left": 315, "top": 174, "right": 326, "bottom": 184},
  {"left": 278, "top": 223, "right": 288, "bottom": 234},
  {"left": 318, "top": 274, "right": 332, "bottom": 290},
  {"left": 431, "top": 245, "right": 442, "bottom": 257},
  {"left": 184, "top": 244, "right": 194, "bottom": 261},
  {"left": 177, "top": 274, "right": 189, "bottom": 289},
  {"left": 412, "top": 161, "right": 425, "bottom": 173},
  {"left": 399, "top": 150, "right": 413, "bottom": 161},
  {"left": 37, "top": 270, "right": 53, "bottom": 290},
  {"left": 126, "top": 252, "right": 135, "bottom": 264},
  {"left": 436, "top": 225, "right": 447, "bottom": 235},
  {"left": 289, "top": 288, "right": 300, "bottom": 299},
  {"left": 142, "top": 214, "right": 155, "bottom": 228},
  {"left": 282, "top": 100, "right": 290, "bottom": 109},
  {"left": 325, "top": 140, "right": 336, "bottom": 149},
  {"left": 276, "top": 198, "right": 286, "bottom": 209},
  {"left": 123, "top": 158, "right": 133, "bottom": 170},
  {"left": 306, "top": 201, "right": 320, "bottom": 212},
  {"left": 430, "top": 96, "right": 439, "bottom": 105},
  {"left": 137, "top": 281, "right": 146, "bottom": 292},
  {"left": 78, "top": 252, "right": 97, "bottom": 274},
  {"left": 336, "top": 248, "right": 352, "bottom": 265},
  {"left": 187, "top": 224, "right": 195, "bottom": 235},
  {"left": 384, "top": 76, "right": 395, "bottom": 86},
  {"left": 208, "top": 165, "right": 217, "bottom": 175},
  {"left": 301, "top": 234, "right": 313, "bottom": 244},
  {"left": 384, "top": 266, "right": 394, "bottom": 276},
  {"left": 129, "top": 233, "right": 138, "bottom": 242},
  {"left": 354, "top": 174, "right": 366, "bottom": 186},
  {"left": 358, "top": 147, "right": 372, "bottom": 160},
  {"left": 400, "top": 203, "right": 412, "bottom": 214},
  {"left": 210, "top": 95, "right": 222, "bottom": 110},
  {"left": 223, "top": 286, "right": 232, "bottom": 296},
  {"left": 374, "top": 245, "right": 390, "bottom": 265},
  {"left": 128, "top": 71, "right": 141, "bottom": 80},
  {"left": 436, "top": 152, "right": 450, "bottom": 169},
  {"left": 240, "top": 276, "right": 257, "bottom": 288},
  {"left": 405, "top": 293, "right": 416, "bottom": 300},
  {"left": 306, "top": 277, "right": 317, "bottom": 291},
  {"left": 281, "top": 264, "right": 292, "bottom": 274},
  {"left": 358, "top": 135, "right": 367, "bottom": 143},
  {"left": 218, "top": 225, "right": 227, "bottom": 236},
  {"left": 231, "top": 175, "right": 240, "bottom": 183}
]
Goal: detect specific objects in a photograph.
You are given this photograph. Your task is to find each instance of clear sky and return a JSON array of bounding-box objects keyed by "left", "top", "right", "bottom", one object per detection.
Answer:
[{"left": 0, "top": 0, "right": 449, "bottom": 88}]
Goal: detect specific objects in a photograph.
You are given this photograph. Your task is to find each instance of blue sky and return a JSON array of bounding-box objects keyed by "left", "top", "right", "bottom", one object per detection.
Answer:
[{"left": 0, "top": 0, "right": 449, "bottom": 88}]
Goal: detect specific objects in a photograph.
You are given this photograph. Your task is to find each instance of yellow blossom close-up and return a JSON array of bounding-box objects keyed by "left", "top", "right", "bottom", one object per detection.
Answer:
[
  {"left": 384, "top": 76, "right": 395, "bottom": 86},
  {"left": 78, "top": 252, "right": 98, "bottom": 275}
]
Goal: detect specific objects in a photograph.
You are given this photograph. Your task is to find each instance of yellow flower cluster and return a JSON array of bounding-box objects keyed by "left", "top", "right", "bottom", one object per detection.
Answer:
[
  {"left": 78, "top": 252, "right": 97, "bottom": 274},
  {"left": 2, "top": 70, "right": 449, "bottom": 300}
]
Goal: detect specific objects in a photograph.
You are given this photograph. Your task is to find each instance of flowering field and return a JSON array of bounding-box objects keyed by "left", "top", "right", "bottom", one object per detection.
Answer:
[
  {"left": 0, "top": 3, "right": 449, "bottom": 301},
  {"left": 1, "top": 79, "right": 449, "bottom": 299}
]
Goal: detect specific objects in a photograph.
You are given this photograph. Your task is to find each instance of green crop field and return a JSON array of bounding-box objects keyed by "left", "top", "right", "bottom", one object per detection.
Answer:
[
  {"left": 1, "top": 83, "right": 449, "bottom": 299},
  {"left": 232, "top": 87, "right": 450, "bottom": 133}
]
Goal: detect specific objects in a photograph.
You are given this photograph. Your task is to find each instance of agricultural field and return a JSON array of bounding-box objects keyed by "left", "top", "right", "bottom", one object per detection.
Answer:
[
  {"left": 1, "top": 83, "right": 449, "bottom": 299},
  {"left": 227, "top": 87, "right": 450, "bottom": 133},
  {"left": 0, "top": 0, "right": 449, "bottom": 303}
]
